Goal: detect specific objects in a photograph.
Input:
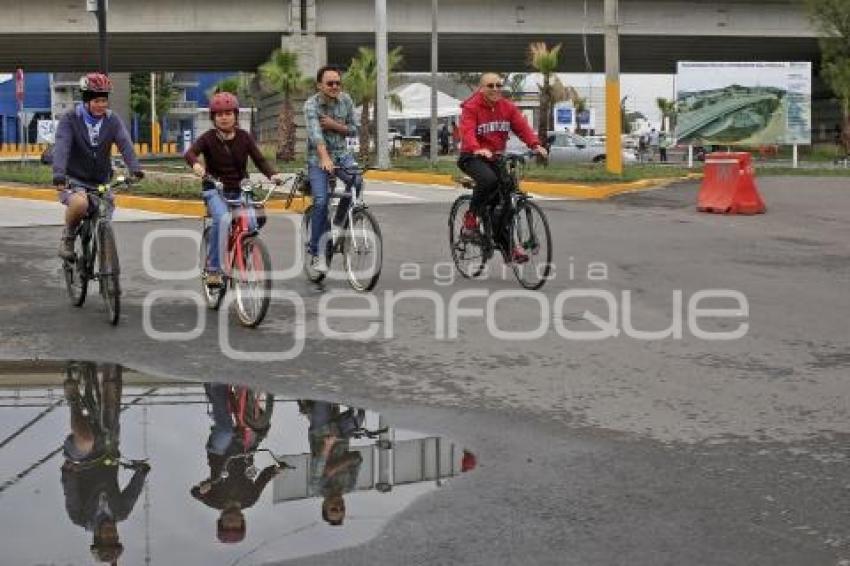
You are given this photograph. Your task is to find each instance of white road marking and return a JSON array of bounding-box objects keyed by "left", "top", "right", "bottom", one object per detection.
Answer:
[{"left": 367, "top": 190, "right": 425, "bottom": 201}]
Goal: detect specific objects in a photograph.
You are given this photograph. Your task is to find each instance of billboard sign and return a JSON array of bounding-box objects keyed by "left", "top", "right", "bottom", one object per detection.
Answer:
[
  {"left": 554, "top": 103, "right": 573, "bottom": 131},
  {"left": 675, "top": 61, "right": 811, "bottom": 145}
]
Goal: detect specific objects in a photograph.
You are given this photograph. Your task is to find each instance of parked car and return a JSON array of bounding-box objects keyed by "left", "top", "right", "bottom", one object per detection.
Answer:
[{"left": 546, "top": 131, "right": 637, "bottom": 164}]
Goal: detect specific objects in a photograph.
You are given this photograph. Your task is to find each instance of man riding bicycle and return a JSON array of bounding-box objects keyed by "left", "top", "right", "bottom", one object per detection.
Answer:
[
  {"left": 457, "top": 72, "right": 547, "bottom": 263},
  {"left": 303, "top": 65, "right": 360, "bottom": 274},
  {"left": 61, "top": 362, "right": 150, "bottom": 563},
  {"left": 52, "top": 72, "right": 144, "bottom": 260},
  {"left": 185, "top": 92, "right": 285, "bottom": 287}
]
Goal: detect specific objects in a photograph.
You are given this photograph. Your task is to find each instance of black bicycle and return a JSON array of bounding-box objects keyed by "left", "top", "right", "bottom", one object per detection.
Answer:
[
  {"left": 62, "top": 362, "right": 149, "bottom": 472},
  {"left": 62, "top": 175, "right": 134, "bottom": 325},
  {"left": 449, "top": 153, "right": 553, "bottom": 289},
  {"left": 288, "top": 166, "right": 383, "bottom": 291}
]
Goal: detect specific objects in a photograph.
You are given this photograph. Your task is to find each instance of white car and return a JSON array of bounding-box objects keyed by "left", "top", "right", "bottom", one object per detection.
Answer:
[{"left": 546, "top": 131, "right": 637, "bottom": 164}]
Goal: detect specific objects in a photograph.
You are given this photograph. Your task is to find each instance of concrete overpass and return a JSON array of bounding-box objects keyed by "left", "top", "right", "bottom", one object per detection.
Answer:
[{"left": 0, "top": 0, "right": 822, "bottom": 73}]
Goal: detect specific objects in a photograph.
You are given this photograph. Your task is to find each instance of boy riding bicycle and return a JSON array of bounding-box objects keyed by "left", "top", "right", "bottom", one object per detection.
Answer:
[
  {"left": 185, "top": 92, "right": 285, "bottom": 287},
  {"left": 52, "top": 73, "right": 144, "bottom": 260},
  {"left": 457, "top": 72, "right": 547, "bottom": 263}
]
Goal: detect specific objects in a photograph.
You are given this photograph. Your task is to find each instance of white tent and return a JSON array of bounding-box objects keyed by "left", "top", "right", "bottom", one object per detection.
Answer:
[{"left": 356, "top": 82, "right": 462, "bottom": 121}]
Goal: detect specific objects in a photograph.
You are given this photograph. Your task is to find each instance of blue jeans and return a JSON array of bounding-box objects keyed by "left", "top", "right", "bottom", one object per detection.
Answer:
[
  {"left": 204, "top": 383, "right": 234, "bottom": 456},
  {"left": 307, "top": 154, "right": 362, "bottom": 255},
  {"left": 202, "top": 189, "right": 230, "bottom": 273}
]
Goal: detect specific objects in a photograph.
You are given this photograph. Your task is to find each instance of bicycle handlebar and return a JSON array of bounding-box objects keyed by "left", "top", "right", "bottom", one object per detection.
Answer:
[{"left": 202, "top": 174, "right": 290, "bottom": 207}]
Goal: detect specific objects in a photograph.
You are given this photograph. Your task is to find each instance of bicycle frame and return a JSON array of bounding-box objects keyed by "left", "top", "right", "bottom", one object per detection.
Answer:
[
  {"left": 202, "top": 178, "right": 279, "bottom": 277},
  {"left": 68, "top": 178, "right": 126, "bottom": 278}
]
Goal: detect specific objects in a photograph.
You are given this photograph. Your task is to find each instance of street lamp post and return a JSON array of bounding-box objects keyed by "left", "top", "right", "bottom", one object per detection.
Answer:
[
  {"left": 430, "top": 0, "right": 439, "bottom": 165},
  {"left": 375, "top": 0, "right": 389, "bottom": 169},
  {"left": 97, "top": 0, "right": 108, "bottom": 73},
  {"left": 87, "top": 0, "right": 109, "bottom": 73}
]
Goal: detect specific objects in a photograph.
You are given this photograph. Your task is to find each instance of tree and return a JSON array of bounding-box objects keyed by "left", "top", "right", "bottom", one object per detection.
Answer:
[
  {"left": 343, "top": 46, "right": 404, "bottom": 162},
  {"left": 806, "top": 0, "right": 850, "bottom": 153},
  {"left": 258, "top": 49, "right": 307, "bottom": 162},
  {"left": 449, "top": 72, "right": 481, "bottom": 94},
  {"left": 528, "top": 42, "right": 562, "bottom": 144},
  {"left": 130, "top": 73, "right": 177, "bottom": 145},
  {"left": 655, "top": 97, "right": 677, "bottom": 133}
]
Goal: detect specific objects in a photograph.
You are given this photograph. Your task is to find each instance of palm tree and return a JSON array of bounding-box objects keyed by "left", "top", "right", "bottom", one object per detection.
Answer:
[
  {"left": 528, "top": 42, "right": 562, "bottom": 143},
  {"left": 259, "top": 49, "right": 306, "bottom": 162},
  {"left": 343, "top": 46, "right": 404, "bottom": 162},
  {"left": 656, "top": 97, "right": 677, "bottom": 133}
]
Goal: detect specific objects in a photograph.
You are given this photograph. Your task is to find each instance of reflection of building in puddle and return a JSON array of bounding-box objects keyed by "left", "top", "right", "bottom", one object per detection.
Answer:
[{"left": 273, "top": 433, "right": 470, "bottom": 503}]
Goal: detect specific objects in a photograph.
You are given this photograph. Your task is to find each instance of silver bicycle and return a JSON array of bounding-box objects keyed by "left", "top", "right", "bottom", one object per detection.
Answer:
[{"left": 289, "top": 166, "right": 383, "bottom": 291}]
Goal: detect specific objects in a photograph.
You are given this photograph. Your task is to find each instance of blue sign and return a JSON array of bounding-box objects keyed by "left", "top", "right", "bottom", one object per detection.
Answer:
[{"left": 556, "top": 107, "right": 573, "bottom": 124}]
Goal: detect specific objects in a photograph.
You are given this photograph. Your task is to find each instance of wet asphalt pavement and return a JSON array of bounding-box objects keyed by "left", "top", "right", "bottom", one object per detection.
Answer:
[{"left": 0, "top": 176, "right": 849, "bottom": 565}]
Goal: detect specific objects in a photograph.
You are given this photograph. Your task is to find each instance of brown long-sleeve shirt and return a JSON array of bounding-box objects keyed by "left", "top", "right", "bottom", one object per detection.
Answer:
[{"left": 184, "top": 128, "right": 277, "bottom": 191}]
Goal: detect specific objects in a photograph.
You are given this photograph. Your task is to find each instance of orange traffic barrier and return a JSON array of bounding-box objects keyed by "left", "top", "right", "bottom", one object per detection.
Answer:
[{"left": 697, "top": 152, "right": 765, "bottom": 214}]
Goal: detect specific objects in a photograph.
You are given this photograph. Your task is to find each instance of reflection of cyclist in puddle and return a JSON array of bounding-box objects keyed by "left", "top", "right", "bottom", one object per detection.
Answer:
[
  {"left": 60, "top": 362, "right": 150, "bottom": 564},
  {"left": 192, "top": 382, "right": 279, "bottom": 543},
  {"left": 298, "top": 400, "right": 364, "bottom": 526}
]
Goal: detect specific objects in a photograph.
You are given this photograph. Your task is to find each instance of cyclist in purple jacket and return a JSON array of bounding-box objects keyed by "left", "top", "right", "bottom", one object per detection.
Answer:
[{"left": 52, "top": 73, "right": 144, "bottom": 260}]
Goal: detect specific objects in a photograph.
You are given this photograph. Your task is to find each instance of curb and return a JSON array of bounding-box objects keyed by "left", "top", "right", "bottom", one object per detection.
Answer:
[
  {"left": 0, "top": 184, "right": 311, "bottom": 216},
  {"left": 364, "top": 169, "right": 701, "bottom": 199}
]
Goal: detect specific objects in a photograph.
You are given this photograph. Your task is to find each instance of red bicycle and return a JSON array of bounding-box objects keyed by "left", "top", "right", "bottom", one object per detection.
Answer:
[{"left": 199, "top": 176, "right": 281, "bottom": 327}]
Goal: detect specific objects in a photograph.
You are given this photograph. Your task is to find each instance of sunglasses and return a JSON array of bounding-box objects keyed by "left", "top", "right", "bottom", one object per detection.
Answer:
[
  {"left": 485, "top": 82, "right": 504, "bottom": 89},
  {"left": 324, "top": 81, "right": 342, "bottom": 87}
]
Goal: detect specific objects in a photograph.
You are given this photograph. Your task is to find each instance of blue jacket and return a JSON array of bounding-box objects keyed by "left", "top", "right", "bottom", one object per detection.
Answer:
[{"left": 52, "top": 104, "right": 141, "bottom": 185}]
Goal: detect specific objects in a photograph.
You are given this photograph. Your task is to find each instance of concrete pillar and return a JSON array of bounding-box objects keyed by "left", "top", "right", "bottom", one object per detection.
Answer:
[
  {"left": 110, "top": 72, "right": 132, "bottom": 131},
  {"left": 280, "top": 34, "right": 327, "bottom": 79}
]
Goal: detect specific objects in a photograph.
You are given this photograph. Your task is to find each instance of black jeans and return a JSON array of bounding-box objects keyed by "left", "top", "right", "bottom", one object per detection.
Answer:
[{"left": 457, "top": 154, "right": 504, "bottom": 216}]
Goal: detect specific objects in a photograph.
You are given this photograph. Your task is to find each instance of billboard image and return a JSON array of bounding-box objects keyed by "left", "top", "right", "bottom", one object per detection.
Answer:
[{"left": 675, "top": 62, "right": 811, "bottom": 145}]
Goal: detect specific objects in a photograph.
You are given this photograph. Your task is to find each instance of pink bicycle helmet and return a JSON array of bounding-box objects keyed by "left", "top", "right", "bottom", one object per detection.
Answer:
[
  {"left": 79, "top": 72, "right": 113, "bottom": 94},
  {"left": 210, "top": 92, "right": 239, "bottom": 117}
]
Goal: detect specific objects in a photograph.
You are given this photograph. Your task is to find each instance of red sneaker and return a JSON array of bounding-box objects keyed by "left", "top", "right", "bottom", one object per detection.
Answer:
[{"left": 511, "top": 245, "right": 529, "bottom": 264}]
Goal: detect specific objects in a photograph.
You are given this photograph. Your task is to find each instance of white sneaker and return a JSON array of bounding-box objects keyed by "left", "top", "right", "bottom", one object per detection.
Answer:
[{"left": 310, "top": 254, "right": 328, "bottom": 274}]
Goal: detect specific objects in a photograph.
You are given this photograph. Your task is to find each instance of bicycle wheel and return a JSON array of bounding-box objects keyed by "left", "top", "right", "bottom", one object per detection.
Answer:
[
  {"left": 63, "top": 226, "right": 89, "bottom": 307},
  {"left": 510, "top": 200, "right": 553, "bottom": 290},
  {"left": 200, "top": 225, "right": 226, "bottom": 310},
  {"left": 301, "top": 205, "right": 332, "bottom": 283},
  {"left": 232, "top": 235, "right": 272, "bottom": 328},
  {"left": 448, "top": 195, "right": 487, "bottom": 278},
  {"left": 98, "top": 223, "right": 121, "bottom": 325},
  {"left": 343, "top": 208, "right": 382, "bottom": 291},
  {"left": 242, "top": 389, "right": 275, "bottom": 430}
]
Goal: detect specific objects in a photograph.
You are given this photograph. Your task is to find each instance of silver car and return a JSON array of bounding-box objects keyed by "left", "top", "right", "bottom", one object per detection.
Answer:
[{"left": 545, "top": 131, "right": 637, "bottom": 164}]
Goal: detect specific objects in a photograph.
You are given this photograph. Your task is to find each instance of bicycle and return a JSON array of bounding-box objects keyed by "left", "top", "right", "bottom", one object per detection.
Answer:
[
  {"left": 201, "top": 384, "right": 286, "bottom": 485},
  {"left": 61, "top": 175, "right": 135, "bottom": 325},
  {"left": 62, "top": 362, "right": 150, "bottom": 473},
  {"left": 199, "top": 176, "right": 283, "bottom": 328},
  {"left": 287, "top": 166, "right": 383, "bottom": 291},
  {"left": 449, "top": 152, "right": 553, "bottom": 290}
]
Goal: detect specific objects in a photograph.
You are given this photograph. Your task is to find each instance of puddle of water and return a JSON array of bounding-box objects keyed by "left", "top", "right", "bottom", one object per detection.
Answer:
[{"left": 0, "top": 361, "right": 476, "bottom": 565}]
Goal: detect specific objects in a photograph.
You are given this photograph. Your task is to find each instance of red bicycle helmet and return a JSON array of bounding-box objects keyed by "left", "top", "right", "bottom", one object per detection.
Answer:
[
  {"left": 210, "top": 92, "right": 239, "bottom": 114},
  {"left": 79, "top": 72, "right": 113, "bottom": 94}
]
